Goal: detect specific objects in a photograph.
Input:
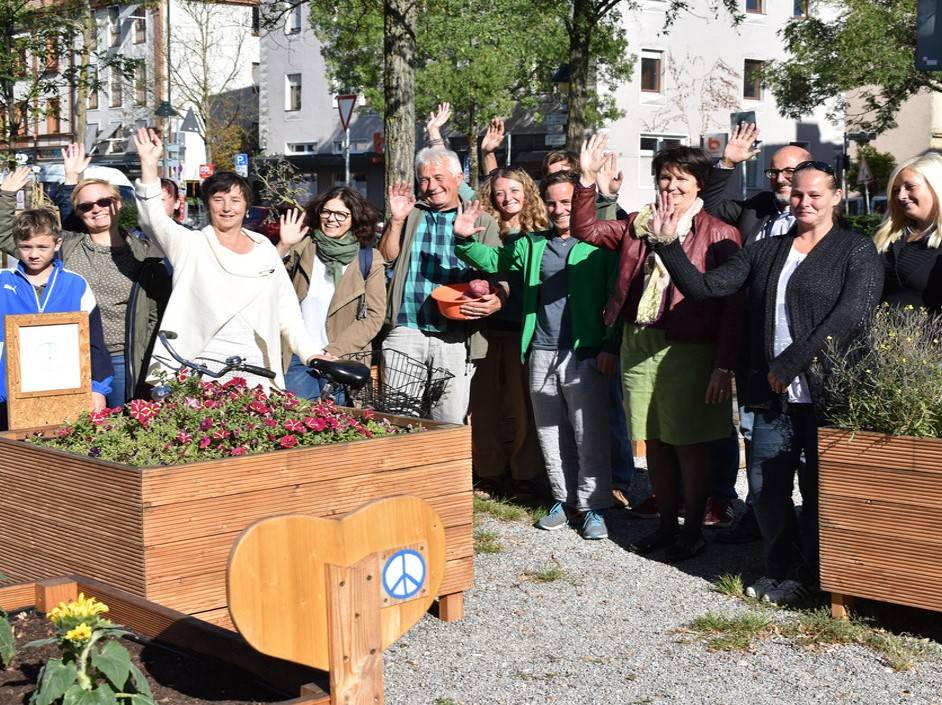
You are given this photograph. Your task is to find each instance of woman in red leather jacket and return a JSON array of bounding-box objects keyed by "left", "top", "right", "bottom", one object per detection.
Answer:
[{"left": 570, "top": 133, "right": 743, "bottom": 562}]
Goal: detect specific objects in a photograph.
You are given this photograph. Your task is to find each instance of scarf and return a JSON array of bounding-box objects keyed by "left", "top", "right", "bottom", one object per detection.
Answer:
[
  {"left": 634, "top": 198, "right": 703, "bottom": 326},
  {"left": 312, "top": 230, "right": 360, "bottom": 286}
]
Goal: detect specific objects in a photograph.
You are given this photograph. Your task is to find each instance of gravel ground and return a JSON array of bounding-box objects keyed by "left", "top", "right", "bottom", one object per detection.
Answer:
[{"left": 384, "top": 467, "right": 942, "bottom": 705}]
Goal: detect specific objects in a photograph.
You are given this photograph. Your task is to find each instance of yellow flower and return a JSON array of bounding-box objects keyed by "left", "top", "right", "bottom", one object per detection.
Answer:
[
  {"left": 64, "top": 623, "right": 92, "bottom": 643},
  {"left": 47, "top": 593, "right": 109, "bottom": 626}
]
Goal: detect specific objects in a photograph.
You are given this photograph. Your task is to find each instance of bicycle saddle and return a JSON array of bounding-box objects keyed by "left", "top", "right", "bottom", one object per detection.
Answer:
[{"left": 308, "top": 359, "right": 371, "bottom": 391}]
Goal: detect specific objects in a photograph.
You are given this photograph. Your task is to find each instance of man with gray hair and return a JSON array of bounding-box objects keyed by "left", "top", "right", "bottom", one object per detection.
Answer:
[{"left": 380, "top": 147, "right": 505, "bottom": 424}]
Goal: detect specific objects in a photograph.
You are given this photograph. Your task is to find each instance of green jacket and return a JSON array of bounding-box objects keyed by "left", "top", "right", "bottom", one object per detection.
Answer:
[
  {"left": 455, "top": 230, "right": 620, "bottom": 361},
  {"left": 0, "top": 191, "right": 170, "bottom": 399}
]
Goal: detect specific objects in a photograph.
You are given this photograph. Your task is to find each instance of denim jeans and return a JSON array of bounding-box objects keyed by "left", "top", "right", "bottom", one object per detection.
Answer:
[
  {"left": 106, "top": 353, "right": 126, "bottom": 408},
  {"left": 708, "top": 427, "right": 740, "bottom": 502},
  {"left": 748, "top": 404, "right": 819, "bottom": 582},
  {"left": 284, "top": 354, "right": 346, "bottom": 405},
  {"left": 608, "top": 368, "right": 634, "bottom": 489}
]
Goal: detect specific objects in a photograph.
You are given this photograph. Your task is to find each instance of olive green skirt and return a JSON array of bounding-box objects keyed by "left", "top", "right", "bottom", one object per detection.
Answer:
[{"left": 621, "top": 323, "right": 730, "bottom": 445}]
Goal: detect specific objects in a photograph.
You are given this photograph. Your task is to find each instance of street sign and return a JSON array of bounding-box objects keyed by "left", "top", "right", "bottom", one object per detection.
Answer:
[
  {"left": 730, "top": 110, "right": 757, "bottom": 132},
  {"left": 234, "top": 153, "right": 248, "bottom": 177},
  {"left": 857, "top": 157, "right": 874, "bottom": 185},
  {"left": 336, "top": 94, "right": 358, "bottom": 130},
  {"left": 198, "top": 163, "right": 214, "bottom": 180},
  {"left": 179, "top": 107, "right": 201, "bottom": 133},
  {"left": 702, "top": 133, "right": 728, "bottom": 159}
]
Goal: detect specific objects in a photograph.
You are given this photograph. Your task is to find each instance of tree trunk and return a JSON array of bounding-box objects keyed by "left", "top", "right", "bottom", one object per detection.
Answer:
[
  {"left": 73, "top": 2, "right": 95, "bottom": 148},
  {"left": 566, "top": 0, "right": 593, "bottom": 150},
  {"left": 383, "top": 0, "right": 416, "bottom": 216},
  {"left": 466, "top": 105, "right": 479, "bottom": 191}
]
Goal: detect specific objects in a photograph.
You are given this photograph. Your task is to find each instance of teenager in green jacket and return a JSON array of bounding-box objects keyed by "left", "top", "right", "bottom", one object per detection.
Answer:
[{"left": 454, "top": 171, "right": 619, "bottom": 540}]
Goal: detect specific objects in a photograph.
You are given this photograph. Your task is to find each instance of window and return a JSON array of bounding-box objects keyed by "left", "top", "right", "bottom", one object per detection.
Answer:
[
  {"left": 285, "top": 73, "right": 301, "bottom": 111},
  {"left": 746, "top": 0, "right": 764, "bottom": 13},
  {"left": 134, "top": 62, "right": 146, "bottom": 105},
  {"left": 251, "top": 6, "right": 260, "bottom": 36},
  {"left": 44, "top": 39, "right": 59, "bottom": 73},
  {"left": 108, "top": 6, "right": 121, "bottom": 47},
  {"left": 46, "top": 99, "right": 60, "bottom": 134},
  {"left": 110, "top": 71, "right": 122, "bottom": 107},
  {"left": 88, "top": 66, "right": 99, "bottom": 109},
  {"left": 286, "top": 4, "right": 302, "bottom": 34},
  {"left": 640, "top": 50, "right": 662, "bottom": 93},
  {"left": 792, "top": 0, "right": 808, "bottom": 16},
  {"left": 16, "top": 102, "right": 29, "bottom": 136},
  {"left": 745, "top": 158, "right": 761, "bottom": 189},
  {"left": 639, "top": 134, "right": 685, "bottom": 186},
  {"left": 743, "top": 59, "right": 764, "bottom": 100},
  {"left": 286, "top": 142, "right": 318, "bottom": 154},
  {"left": 133, "top": 12, "right": 146, "bottom": 43}
]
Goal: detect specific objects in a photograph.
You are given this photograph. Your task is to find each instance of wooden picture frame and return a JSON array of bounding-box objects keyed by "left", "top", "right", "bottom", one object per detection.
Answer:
[{"left": 4, "top": 311, "right": 91, "bottom": 430}]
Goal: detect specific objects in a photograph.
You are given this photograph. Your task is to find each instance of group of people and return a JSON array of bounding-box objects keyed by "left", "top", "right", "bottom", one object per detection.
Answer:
[{"left": 0, "top": 108, "right": 940, "bottom": 607}]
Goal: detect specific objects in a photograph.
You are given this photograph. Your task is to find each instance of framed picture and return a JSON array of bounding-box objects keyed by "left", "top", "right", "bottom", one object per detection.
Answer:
[{"left": 4, "top": 312, "right": 91, "bottom": 430}]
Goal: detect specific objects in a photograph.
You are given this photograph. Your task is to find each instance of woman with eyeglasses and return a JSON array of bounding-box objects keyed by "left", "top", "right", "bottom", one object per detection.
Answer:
[
  {"left": 0, "top": 143, "right": 171, "bottom": 407},
  {"left": 645, "top": 159, "right": 883, "bottom": 605},
  {"left": 275, "top": 187, "right": 386, "bottom": 401},
  {"left": 873, "top": 152, "right": 942, "bottom": 311}
]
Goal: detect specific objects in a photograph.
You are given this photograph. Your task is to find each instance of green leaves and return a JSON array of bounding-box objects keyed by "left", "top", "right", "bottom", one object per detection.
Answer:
[
  {"left": 91, "top": 641, "right": 130, "bottom": 692},
  {"left": 0, "top": 608, "right": 13, "bottom": 668},
  {"left": 31, "top": 658, "right": 78, "bottom": 705},
  {"left": 63, "top": 683, "right": 118, "bottom": 705}
]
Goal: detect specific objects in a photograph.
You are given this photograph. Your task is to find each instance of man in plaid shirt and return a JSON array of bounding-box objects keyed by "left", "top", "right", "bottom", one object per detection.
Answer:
[{"left": 380, "top": 147, "right": 504, "bottom": 423}]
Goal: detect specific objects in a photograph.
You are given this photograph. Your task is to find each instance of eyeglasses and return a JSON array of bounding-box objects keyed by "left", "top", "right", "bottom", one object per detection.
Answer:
[
  {"left": 764, "top": 167, "right": 797, "bottom": 180},
  {"left": 320, "top": 208, "right": 351, "bottom": 223},
  {"left": 76, "top": 197, "right": 114, "bottom": 213},
  {"left": 793, "top": 160, "right": 835, "bottom": 176}
]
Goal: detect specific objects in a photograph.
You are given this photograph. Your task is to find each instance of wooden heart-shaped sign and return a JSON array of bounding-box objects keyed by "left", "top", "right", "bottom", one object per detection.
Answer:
[{"left": 227, "top": 496, "right": 445, "bottom": 670}]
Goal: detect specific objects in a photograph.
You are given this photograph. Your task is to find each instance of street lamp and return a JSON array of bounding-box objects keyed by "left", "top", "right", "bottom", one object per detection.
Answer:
[{"left": 155, "top": 100, "right": 178, "bottom": 178}]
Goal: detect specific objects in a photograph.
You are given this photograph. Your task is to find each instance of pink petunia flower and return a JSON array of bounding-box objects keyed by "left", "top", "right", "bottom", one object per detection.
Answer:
[{"left": 279, "top": 434, "right": 298, "bottom": 448}]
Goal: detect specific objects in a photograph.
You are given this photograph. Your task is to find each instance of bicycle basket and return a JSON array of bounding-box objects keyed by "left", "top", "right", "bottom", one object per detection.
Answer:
[{"left": 343, "top": 348, "right": 455, "bottom": 418}]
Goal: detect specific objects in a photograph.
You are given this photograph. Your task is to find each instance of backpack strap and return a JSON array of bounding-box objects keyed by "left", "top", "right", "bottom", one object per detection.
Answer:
[{"left": 356, "top": 247, "right": 372, "bottom": 319}]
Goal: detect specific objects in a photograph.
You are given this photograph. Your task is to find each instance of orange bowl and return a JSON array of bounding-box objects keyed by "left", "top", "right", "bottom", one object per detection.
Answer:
[{"left": 430, "top": 283, "right": 488, "bottom": 320}]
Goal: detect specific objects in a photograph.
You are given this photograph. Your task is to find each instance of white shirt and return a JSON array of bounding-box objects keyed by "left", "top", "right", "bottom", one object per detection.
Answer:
[
  {"left": 300, "top": 257, "right": 349, "bottom": 354},
  {"left": 773, "top": 246, "right": 811, "bottom": 403},
  {"left": 757, "top": 208, "right": 796, "bottom": 241}
]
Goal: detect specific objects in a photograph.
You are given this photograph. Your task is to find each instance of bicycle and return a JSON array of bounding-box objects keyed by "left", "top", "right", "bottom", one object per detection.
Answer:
[{"left": 342, "top": 348, "right": 454, "bottom": 418}]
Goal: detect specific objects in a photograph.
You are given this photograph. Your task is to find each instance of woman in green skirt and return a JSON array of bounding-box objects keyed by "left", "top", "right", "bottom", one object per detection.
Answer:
[{"left": 569, "top": 134, "right": 743, "bottom": 561}]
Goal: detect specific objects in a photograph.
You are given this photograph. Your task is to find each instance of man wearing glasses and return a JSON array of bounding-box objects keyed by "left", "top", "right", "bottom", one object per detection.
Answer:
[{"left": 700, "top": 124, "right": 813, "bottom": 545}]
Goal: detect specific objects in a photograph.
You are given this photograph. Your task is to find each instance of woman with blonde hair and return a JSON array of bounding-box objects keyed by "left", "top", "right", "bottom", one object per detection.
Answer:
[
  {"left": 469, "top": 167, "right": 547, "bottom": 497},
  {"left": 874, "top": 152, "right": 942, "bottom": 311}
]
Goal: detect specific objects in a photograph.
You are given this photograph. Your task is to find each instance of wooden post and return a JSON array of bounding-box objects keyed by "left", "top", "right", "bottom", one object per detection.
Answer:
[
  {"left": 831, "top": 592, "right": 852, "bottom": 620},
  {"left": 437, "top": 592, "right": 464, "bottom": 622},
  {"left": 35, "top": 577, "right": 78, "bottom": 613},
  {"left": 326, "top": 555, "right": 384, "bottom": 705}
]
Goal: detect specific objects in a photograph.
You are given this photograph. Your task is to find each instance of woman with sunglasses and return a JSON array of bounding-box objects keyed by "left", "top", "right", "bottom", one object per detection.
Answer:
[
  {"left": 0, "top": 144, "right": 171, "bottom": 407},
  {"left": 644, "top": 159, "right": 883, "bottom": 605},
  {"left": 275, "top": 187, "right": 386, "bottom": 401}
]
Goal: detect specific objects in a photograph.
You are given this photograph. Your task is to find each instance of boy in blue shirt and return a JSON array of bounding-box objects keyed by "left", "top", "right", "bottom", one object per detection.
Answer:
[{"left": 0, "top": 168, "right": 112, "bottom": 422}]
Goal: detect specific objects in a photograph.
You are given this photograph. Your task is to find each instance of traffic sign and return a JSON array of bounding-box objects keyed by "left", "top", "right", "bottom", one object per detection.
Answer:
[
  {"left": 336, "top": 94, "right": 358, "bottom": 130},
  {"left": 198, "top": 163, "right": 214, "bottom": 180},
  {"left": 856, "top": 157, "right": 874, "bottom": 185},
  {"left": 702, "top": 133, "right": 728, "bottom": 159},
  {"left": 234, "top": 153, "right": 248, "bottom": 177}
]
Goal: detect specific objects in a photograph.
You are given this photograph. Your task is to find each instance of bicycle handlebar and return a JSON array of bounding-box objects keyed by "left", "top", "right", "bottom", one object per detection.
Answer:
[
  {"left": 308, "top": 358, "right": 371, "bottom": 391},
  {"left": 158, "top": 330, "right": 277, "bottom": 380}
]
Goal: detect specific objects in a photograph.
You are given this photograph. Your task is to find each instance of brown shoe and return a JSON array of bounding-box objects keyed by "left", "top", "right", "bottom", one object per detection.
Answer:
[{"left": 612, "top": 487, "right": 631, "bottom": 509}]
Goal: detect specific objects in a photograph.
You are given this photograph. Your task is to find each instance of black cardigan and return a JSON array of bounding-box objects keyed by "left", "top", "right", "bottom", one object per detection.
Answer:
[{"left": 654, "top": 226, "right": 884, "bottom": 414}]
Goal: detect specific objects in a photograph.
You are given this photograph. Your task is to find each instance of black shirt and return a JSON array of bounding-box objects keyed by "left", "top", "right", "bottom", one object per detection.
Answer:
[{"left": 881, "top": 233, "right": 942, "bottom": 312}]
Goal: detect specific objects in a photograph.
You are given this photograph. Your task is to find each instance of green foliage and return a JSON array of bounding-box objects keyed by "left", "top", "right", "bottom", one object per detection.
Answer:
[
  {"left": 711, "top": 574, "right": 745, "bottom": 598},
  {"left": 848, "top": 146, "right": 897, "bottom": 195},
  {"left": 824, "top": 304, "right": 942, "bottom": 438},
  {"left": 117, "top": 201, "right": 140, "bottom": 234},
  {"left": 0, "top": 607, "right": 14, "bottom": 669},
  {"left": 763, "top": 0, "right": 942, "bottom": 135},
  {"left": 473, "top": 528, "right": 503, "bottom": 554},
  {"left": 521, "top": 561, "right": 564, "bottom": 583},
  {"left": 843, "top": 214, "right": 883, "bottom": 238},
  {"left": 686, "top": 611, "right": 774, "bottom": 652},
  {"left": 28, "top": 375, "right": 405, "bottom": 467}
]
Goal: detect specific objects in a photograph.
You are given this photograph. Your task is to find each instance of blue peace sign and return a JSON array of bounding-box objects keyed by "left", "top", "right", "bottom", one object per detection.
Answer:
[{"left": 382, "top": 549, "right": 426, "bottom": 600}]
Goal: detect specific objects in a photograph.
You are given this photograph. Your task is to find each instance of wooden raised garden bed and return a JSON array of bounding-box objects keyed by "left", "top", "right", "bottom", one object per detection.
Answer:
[
  {"left": 819, "top": 427, "right": 942, "bottom": 616},
  {"left": 0, "top": 575, "right": 330, "bottom": 703},
  {"left": 0, "top": 414, "right": 472, "bottom": 627}
]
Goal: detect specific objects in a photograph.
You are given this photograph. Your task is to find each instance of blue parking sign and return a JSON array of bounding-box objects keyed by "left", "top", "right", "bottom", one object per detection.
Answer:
[{"left": 235, "top": 153, "right": 248, "bottom": 177}]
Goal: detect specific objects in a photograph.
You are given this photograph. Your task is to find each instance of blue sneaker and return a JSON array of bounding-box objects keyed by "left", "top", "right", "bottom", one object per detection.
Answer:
[
  {"left": 581, "top": 510, "right": 608, "bottom": 540},
  {"left": 535, "top": 502, "right": 570, "bottom": 531}
]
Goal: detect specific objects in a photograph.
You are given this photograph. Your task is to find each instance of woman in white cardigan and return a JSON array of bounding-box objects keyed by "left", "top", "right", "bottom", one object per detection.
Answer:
[{"left": 132, "top": 128, "right": 319, "bottom": 390}]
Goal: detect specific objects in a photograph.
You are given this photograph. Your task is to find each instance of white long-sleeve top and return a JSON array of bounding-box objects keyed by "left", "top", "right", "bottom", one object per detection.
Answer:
[{"left": 134, "top": 179, "right": 319, "bottom": 389}]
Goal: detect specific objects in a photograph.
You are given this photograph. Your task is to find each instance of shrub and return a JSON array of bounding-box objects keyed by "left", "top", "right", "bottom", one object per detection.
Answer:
[{"left": 843, "top": 214, "right": 883, "bottom": 238}]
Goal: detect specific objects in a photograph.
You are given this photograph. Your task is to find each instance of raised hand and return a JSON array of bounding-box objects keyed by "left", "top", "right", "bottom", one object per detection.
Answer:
[
  {"left": 579, "top": 131, "right": 609, "bottom": 187},
  {"left": 453, "top": 200, "right": 486, "bottom": 238},
  {"left": 1, "top": 166, "right": 31, "bottom": 193},
  {"left": 426, "top": 102, "right": 451, "bottom": 143},
  {"left": 61, "top": 143, "right": 91, "bottom": 184},
  {"left": 597, "top": 151, "right": 623, "bottom": 197},
  {"left": 133, "top": 127, "right": 163, "bottom": 167},
  {"left": 388, "top": 181, "right": 416, "bottom": 222},
  {"left": 279, "top": 208, "right": 309, "bottom": 248},
  {"left": 480, "top": 118, "right": 505, "bottom": 154},
  {"left": 650, "top": 189, "right": 679, "bottom": 243},
  {"left": 721, "top": 122, "right": 760, "bottom": 167}
]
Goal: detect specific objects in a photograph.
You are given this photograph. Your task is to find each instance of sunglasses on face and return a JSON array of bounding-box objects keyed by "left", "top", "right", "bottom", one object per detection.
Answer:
[
  {"left": 793, "top": 160, "right": 835, "bottom": 177},
  {"left": 764, "top": 167, "right": 796, "bottom": 180},
  {"left": 320, "top": 209, "right": 351, "bottom": 223},
  {"left": 76, "top": 197, "right": 114, "bottom": 213}
]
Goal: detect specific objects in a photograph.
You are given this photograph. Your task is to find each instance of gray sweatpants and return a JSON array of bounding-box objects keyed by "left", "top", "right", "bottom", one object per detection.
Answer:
[{"left": 528, "top": 348, "right": 612, "bottom": 512}]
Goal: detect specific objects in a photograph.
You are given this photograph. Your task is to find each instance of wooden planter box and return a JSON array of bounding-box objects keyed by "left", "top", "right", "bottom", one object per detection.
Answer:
[
  {"left": 819, "top": 427, "right": 942, "bottom": 615},
  {"left": 0, "top": 576, "right": 329, "bottom": 703},
  {"left": 0, "top": 415, "right": 472, "bottom": 627}
]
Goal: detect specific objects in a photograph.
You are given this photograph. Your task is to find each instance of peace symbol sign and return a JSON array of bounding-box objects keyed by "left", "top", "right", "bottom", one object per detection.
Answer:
[{"left": 382, "top": 549, "right": 426, "bottom": 600}]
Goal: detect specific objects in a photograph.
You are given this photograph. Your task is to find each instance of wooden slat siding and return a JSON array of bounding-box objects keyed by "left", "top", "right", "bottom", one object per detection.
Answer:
[
  {"left": 144, "top": 520, "right": 473, "bottom": 583},
  {"left": 74, "top": 576, "right": 329, "bottom": 700},
  {"left": 820, "top": 495, "right": 942, "bottom": 545},
  {"left": 147, "top": 556, "right": 473, "bottom": 616},
  {"left": 820, "top": 465, "right": 942, "bottom": 507},
  {"left": 142, "top": 460, "right": 471, "bottom": 545},
  {"left": 190, "top": 606, "right": 234, "bottom": 630},
  {"left": 140, "top": 425, "right": 471, "bottom": 506},
  {"left": 0, "top": 581, "right": 36, "bottom": 610}
]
